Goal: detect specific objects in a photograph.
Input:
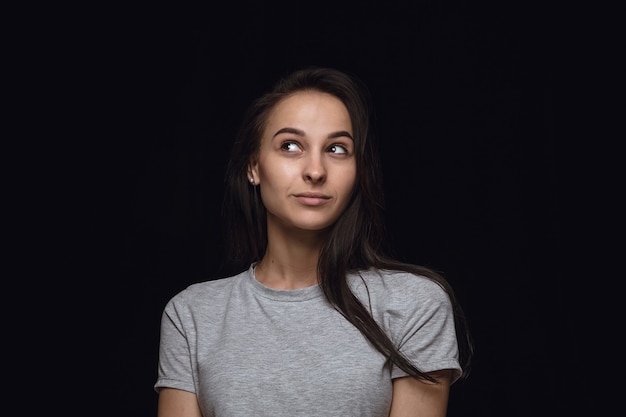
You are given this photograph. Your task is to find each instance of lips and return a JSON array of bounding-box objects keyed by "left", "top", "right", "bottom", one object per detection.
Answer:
[{"left": 293, "top": 192, "right": 331, "bottom": 206}]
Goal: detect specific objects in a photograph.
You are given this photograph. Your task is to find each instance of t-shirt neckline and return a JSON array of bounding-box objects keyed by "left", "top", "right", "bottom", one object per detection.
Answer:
[{"left": 247, "top": 264, "right": 324, "bottom": 302}]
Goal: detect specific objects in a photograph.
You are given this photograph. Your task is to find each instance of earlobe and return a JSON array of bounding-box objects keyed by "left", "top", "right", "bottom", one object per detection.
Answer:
[{"left": 247, "top": 162, "right": 259, "bottom": 185}]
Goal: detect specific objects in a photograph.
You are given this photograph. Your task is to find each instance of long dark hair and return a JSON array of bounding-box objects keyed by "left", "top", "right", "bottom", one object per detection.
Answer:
[{"left": 220, "top": 66, "right": 473, "bottom": 382}]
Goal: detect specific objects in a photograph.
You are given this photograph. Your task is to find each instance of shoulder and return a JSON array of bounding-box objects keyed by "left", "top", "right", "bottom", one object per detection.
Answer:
[
  {"left": 164, "top": 269, "right": 247, "bottom": 311},
  {"left": 158, "top": 270, "right": 251, "bottom": 335},
  {"left": 348, "top": 268, "right": 454, "bottom": 323},
  {"left": 351, "top": 269, "right": 458, "bottom": 355},
  {"left": 351, "top": 268, "right": 450, "bottom": 304}
]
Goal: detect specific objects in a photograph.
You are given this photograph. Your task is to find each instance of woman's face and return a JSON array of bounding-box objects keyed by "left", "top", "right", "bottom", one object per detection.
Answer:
[{"left": 249, "top": 90, "right": 357, "bottom": 233}]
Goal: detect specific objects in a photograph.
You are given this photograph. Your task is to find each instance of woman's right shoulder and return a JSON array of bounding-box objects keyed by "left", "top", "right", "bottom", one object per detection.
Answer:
[
  {"left": 167, "top": 270, "right": 247, "bottom": 307},
  {"left": 159, "top": 270, "right": 249, "bottom": 328}
]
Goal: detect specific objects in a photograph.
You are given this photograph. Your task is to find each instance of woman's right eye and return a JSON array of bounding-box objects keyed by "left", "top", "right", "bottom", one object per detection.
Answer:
[{"left": 280, "top": 142, "right": 301, "bottom": 152}]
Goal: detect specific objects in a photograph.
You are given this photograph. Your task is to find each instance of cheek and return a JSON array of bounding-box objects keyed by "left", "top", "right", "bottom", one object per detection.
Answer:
[
  {"left": 258, "top": 158, "right": 302, "bottom": 184},
  {"left": 336, "top": 169, "right": 357, "bottom": 202},
  {"left": 343, "top": 178, "right": 357, "bottom": 200},
  {"left": 342, "top": 164, "right": 357, "bottom": 189}
]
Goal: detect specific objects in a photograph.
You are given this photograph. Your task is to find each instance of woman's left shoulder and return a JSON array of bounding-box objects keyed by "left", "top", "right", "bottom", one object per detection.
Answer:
[{"left": 352, "top": 268, "right": 450, "bottom": 303}]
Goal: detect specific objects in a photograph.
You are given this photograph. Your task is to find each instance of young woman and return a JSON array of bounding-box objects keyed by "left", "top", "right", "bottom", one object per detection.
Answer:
[{"left": 155, "top": 66, "right": 473, "bottom": 417}]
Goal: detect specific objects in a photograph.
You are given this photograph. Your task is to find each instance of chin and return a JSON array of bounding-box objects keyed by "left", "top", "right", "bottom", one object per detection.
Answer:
[{"left": 290, "top": 219, "right": 336, "bottom": 232}]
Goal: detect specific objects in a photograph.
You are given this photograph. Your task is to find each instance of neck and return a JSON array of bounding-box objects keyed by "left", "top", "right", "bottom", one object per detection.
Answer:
[{"left": 255, "top": 224, "right": 327, "bottom": 290}]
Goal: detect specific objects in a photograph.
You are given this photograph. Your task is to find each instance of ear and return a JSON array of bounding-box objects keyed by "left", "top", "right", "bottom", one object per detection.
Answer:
[{"left": 247, "top": 159, "right": 259, "bottom": 185}]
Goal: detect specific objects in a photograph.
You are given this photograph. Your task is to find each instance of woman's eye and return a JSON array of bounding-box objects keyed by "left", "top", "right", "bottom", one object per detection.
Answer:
[
  {"left": 280, "top": 142, "right": 301, "bottom": 152},
  {"left": 329, "top": 144, "right": 348, "bottom": 154}
]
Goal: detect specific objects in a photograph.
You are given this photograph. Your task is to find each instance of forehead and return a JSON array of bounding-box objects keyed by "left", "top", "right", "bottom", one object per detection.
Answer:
[{"left": 265, "top": 90, "right": 352, "bottom": 129}]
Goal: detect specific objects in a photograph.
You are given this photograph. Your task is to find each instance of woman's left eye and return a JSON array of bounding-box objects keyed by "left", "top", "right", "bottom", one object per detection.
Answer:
[{"left": 329, "top": 144, "right": 348, "bottom": 154}]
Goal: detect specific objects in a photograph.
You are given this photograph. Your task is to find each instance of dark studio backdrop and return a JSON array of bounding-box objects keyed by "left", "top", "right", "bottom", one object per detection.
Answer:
[{"left": 77, "top": 2, "right": 577, "bottom": 416}]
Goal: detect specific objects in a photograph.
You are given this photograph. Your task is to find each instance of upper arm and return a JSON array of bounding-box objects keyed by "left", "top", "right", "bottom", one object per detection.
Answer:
[
  {"left": 389, "top": 370, "right": 452, "bottom": 417},
  {"left": 157, "top": 388, "right": 203, "bottom": 417}
]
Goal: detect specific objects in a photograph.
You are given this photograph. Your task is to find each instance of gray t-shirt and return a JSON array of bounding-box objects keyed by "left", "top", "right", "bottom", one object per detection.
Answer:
[{"left": 155, "top": 265, "right": 461, "bottom": 416}]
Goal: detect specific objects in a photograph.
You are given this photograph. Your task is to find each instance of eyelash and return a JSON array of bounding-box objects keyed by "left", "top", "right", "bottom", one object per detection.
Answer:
[
  {"left": 280, "top": 141, "right": 349, "bottom": 154},
  {"left": 329, "top": 144, "right": 348, "bottom": 154}
]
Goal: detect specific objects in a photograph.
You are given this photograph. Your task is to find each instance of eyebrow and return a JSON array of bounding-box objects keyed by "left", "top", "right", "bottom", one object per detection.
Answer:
[{"left": 272, "top": 127, "right": 354, "bottom": 141}]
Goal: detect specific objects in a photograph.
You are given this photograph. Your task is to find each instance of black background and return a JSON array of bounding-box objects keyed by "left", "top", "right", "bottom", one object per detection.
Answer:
[{"left": 60, "top": 2, "right": 577, "bottom": 416}]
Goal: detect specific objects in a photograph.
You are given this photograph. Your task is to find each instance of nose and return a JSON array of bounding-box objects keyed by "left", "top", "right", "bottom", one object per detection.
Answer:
[{"left": 303, "top": 154, "right": 326, "bottom": 184}]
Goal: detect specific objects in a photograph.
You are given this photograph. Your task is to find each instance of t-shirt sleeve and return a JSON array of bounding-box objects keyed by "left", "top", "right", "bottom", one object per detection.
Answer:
[
  {"left": 154, "top": 290, "right": 197, "bottom": 394},
  {"left": 387, "top": 276, "right": 462, "bottom": 384}
]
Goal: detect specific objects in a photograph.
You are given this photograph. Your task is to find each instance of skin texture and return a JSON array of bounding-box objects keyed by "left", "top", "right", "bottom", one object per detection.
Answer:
[
  {"left": 157, "top": 90, "right": 454, "bottom": 417},
  {"left": 157, "top": 388, "right": 202, "bottom": 417},
  {"left": 389, "top": 370, "right": 452, "bottom": 417}
]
